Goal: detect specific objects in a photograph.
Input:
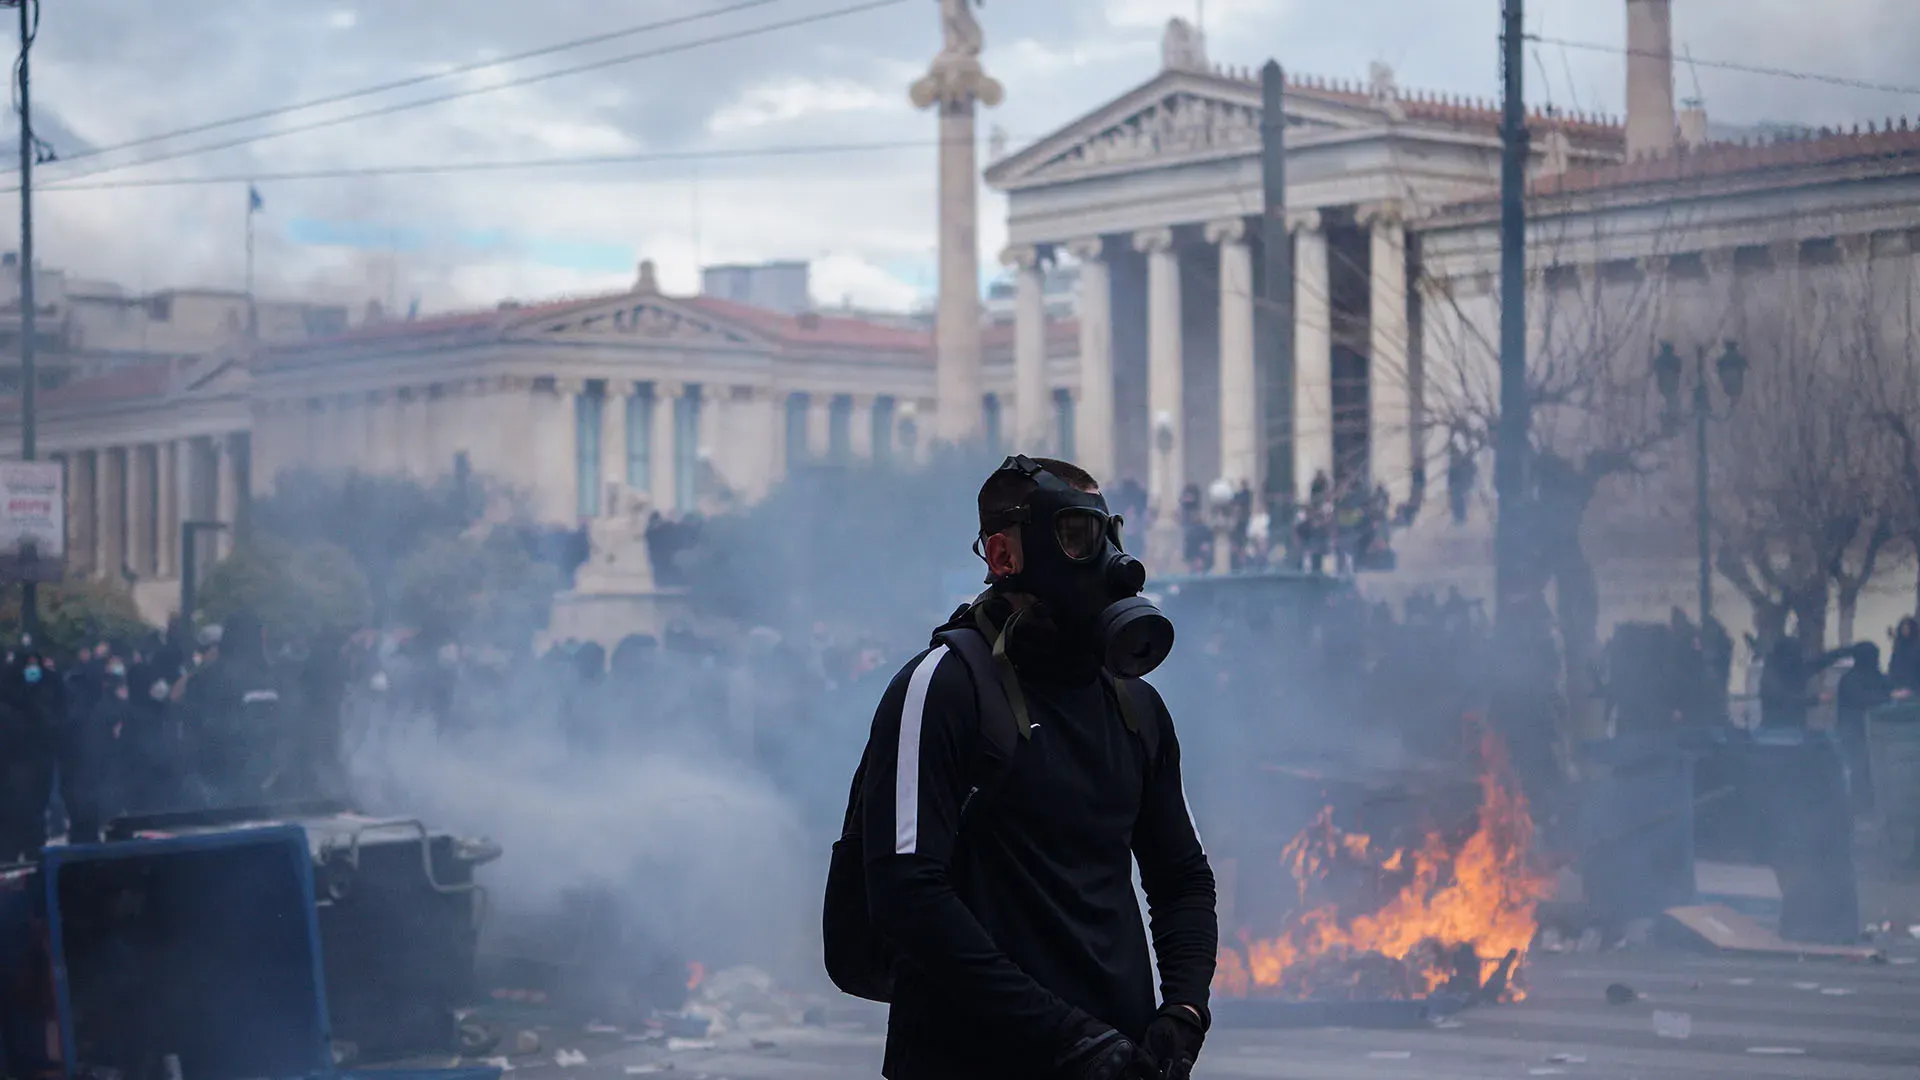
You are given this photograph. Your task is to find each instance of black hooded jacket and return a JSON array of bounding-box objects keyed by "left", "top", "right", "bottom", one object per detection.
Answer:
[{"left": 858, "top": 602, "right": 1216, "bottom": 1080}]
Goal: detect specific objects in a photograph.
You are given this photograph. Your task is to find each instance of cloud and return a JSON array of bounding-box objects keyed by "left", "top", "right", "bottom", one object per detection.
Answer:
[
  {"left": 810, "top": 252, "right": 922, "bottom": 311},
  {"left": 326, "top": 9, "right": 358, "bottom": 32},
  {"left": 707, "top": 76, "right": 903, "bottom": 136}
]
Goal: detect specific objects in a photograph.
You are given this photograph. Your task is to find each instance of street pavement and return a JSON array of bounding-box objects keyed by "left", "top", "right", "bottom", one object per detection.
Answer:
[{"left": 455, "top": 936, "right": 1920, "bottom": 1080}]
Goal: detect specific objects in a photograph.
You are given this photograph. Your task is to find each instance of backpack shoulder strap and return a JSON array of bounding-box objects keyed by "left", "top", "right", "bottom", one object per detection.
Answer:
[
  {"left": 932, "top": 625, "right": 1027, "bottom": 763},
  {"left": 1102, "top": 673, "right": 1162, "bottom": 767}
]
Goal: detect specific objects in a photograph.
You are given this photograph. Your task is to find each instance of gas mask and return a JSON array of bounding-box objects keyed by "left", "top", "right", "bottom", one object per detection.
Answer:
[{"left": 983, "top": 456, "right": 1174, "bottom": 677}]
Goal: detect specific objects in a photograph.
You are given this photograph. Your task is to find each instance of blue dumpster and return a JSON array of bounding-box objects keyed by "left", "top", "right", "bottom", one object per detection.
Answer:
[{"left": 1578, "top": 730, "right": 1701, "bottom": 924}]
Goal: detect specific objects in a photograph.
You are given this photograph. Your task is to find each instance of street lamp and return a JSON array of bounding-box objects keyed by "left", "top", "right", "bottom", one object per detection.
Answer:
[{"left": 1653, "top": 339, "right": 1748, "bottom": 624}]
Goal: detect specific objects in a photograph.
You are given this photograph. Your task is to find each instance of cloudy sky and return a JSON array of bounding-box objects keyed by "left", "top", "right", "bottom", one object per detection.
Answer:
[{"left": 6, "top": 0, "right": 1917, "bottom": 316}]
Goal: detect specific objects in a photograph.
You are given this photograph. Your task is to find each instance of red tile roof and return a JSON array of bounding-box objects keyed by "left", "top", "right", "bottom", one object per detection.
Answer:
[
  {"left": 681, "top": 296, "right": 932, "bottom": 352},
  {"left": 1215, "top": 66, "right": 1624, "bottom": 148},
  {"left": 981, "top": 317, "right": 1081, "bottom": 353},
  {"left": 1529, "top": 121, "right": 1920, "bottom": 197},
  {"left": 0, "top": 362, "right": 173, "bottom": 418}
]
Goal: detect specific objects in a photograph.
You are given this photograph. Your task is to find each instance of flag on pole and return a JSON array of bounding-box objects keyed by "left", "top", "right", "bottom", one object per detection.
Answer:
[{"left": 248, "top": 183, "right": 264, "bottom": 214}]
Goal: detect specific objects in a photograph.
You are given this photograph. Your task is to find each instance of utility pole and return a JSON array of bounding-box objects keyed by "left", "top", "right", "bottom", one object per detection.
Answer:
[
  {"left": 1258, "top": 60, "right": 1295, "bottom": 512},
  {"left": 13, "top": 0, "right": 38, "bottom": 636},
  {"left": 1494, "top": 0, "right": 1530, "bottom": 625}
]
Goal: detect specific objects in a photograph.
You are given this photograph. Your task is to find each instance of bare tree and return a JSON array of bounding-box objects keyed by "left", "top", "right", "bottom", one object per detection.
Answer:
[
  {"left": 1713, "top": 237, "right": 1907, "bottom": 653},
  {"left": 1419, "top": 207, "right": 1684, "bottom": 745}
]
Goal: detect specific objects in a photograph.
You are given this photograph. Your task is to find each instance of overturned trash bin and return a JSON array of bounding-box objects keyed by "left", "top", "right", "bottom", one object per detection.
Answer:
[{"left": 1578, "top": 730, "right": 1702, "bottom": 926}]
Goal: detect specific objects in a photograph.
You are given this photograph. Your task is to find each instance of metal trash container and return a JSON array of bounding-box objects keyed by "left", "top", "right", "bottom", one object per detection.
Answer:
[
  {"left": 1578, "top": 730, "right": 1701, "bottom": 924},
  {"left": 1739, "top": 728, "right": 1859, "bottom": 945},
  {"left": 1867, "top": 702, "right": 1920, "bottom": 862}
]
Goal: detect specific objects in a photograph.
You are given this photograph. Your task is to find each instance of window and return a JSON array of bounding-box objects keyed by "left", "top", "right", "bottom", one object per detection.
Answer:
[
  {"left": 628, "top": 382, "right": 654, "bottom": 492},
  {"left": 575, "top": 383, "right": 604, "bottom": 519},
  {"left": 871, "top": 396, "right": 896, "bottom": 467},
  {"left": 1053, "top": 388, "right": 1076, "bottom": 460},
  {"left": 786, "top": 392, "right": 810, "bottom": 467},
  {"left": 982, "top": 394, "right": 1002, "bottom": 455},
  {"left": 675, "top": 384, "right": 702, "bottom": 514},
  {"left": 828, "top": 394, "right": 853, "bottom": 465}
]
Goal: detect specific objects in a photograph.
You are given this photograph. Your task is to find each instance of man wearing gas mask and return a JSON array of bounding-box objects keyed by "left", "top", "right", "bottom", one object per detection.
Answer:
[{"left": 851, "top": 456, "right": 1216, "bottom": 1080}]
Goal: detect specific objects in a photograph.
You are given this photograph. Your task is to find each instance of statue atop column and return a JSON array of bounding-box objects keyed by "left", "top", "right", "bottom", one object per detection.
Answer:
[
  {"left": 913, "top": 0, "right": 1001, "bottom": 445},
  {"left": 911, "top": 0, "right": 1002, "bottom": 111}
]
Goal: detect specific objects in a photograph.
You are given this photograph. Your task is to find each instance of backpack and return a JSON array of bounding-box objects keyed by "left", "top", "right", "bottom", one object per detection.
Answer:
[{"left": 822, "top": 609, "right": 1159, "bottom": 1003}]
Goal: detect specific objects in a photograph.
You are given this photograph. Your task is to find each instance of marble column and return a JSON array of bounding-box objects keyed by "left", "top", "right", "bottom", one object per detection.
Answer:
[
  {"left": 552, "top": 378, "right": 587, "bottom": 521},
  {"left": 158, "top": 441, "right": 179, "bottom": 578},
  {"left": 652, "top": 382, "right": 681, "bottom": 515},
  {"left": 1067, "top": 237, "right": 1114, "bottom": 483},
  {"left": 1208, "top": 217, "right": 1258, "bottom": 494},
  {"left": 1363, "top": 202, "right": 1414, "bottom": 504},
  {"left": 92, "top": 449, "right": 114, "bottom": 579},
  {"left": 215, "top": 435, "right": 239, "bottom": 559},
  {"left": 911, "top": 6, "right": 1001, "bottom": 445},
  {"left": 1003, "top": 244, "right": 1050, "bottom": 452},
  {"left": 1291, "top": 209, "right": 1333, "bottom": 498},
  {"left": 851, "top": 394, "right": 875, "bottom": 460},
  {"left": 1135, "top": 226, "right": 1184, "bottom": 512}
]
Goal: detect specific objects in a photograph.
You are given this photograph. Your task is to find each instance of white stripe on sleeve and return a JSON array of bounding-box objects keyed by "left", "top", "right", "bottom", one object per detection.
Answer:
[{"left": 894, "top": 644, "right": 950, "bottom": 855}]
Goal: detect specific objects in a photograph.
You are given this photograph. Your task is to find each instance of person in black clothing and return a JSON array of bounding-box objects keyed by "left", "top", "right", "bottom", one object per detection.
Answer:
[
  {"left": 176, "top": 611, "right": 285, "bottom": 807},
  {"left": 859, "top": 457, "right": 1216, "bottom": 1080},
  {"left": 1835, "top": 641, "right": 1892, "bottom": 812},
  {"left": 0, "top": 650, "right": 62, "bottom": 860},
  {"left": 1889, "top": 618, "right": 1920, "bottom": 696},
  {"left": 1758, "top": 640, "right": 1849, "bottom": 729},
  {"left": 65, "top": 656, "right": 137, "bottom": 844}
]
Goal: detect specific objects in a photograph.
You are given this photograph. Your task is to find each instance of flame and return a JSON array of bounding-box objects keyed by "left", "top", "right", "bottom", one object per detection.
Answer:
[
  {"left": 1216, "top": 725, "right": 1551, "bottom": 1002},
  {"left": 686, "top": 960, "right": 706, "bottom": 993}
]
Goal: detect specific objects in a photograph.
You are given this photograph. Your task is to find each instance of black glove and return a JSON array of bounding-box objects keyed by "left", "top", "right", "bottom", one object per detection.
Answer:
[
  {"left": 1054, "top": 1010, "right": 1160, "bottom": 1080},
  {"left": 1142, "top": 1004, "right": 1208, "bottom": 1079}
]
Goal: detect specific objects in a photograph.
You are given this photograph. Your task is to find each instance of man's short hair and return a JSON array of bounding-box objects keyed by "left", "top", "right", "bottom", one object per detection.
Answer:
[{"left": 977, "top": 457, "right": 1100, "bottom": 537}]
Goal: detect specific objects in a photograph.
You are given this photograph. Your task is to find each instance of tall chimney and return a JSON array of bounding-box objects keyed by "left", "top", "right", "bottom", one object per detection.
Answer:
[{"left": 1624, "top": 0, "right": 1676, "bottom": 159}]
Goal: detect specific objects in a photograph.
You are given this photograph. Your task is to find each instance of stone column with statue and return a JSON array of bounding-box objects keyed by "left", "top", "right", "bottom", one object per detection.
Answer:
[{"left": 913, "top": 0, "right": 1002, "bottom": 445}]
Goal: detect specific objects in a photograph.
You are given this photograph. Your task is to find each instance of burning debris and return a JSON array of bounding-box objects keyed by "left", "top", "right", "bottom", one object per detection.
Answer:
[{"left": 1216, "top": 728, "right": 1551, "bottom": 1003}]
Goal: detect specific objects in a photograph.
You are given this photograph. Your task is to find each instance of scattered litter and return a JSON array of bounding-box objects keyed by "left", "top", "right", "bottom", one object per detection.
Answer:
[
  {"left": 1651, "top": 1010, "right": 1692, "bottom": 1040},
  {"left": 1892, "top": 957, "right": 1918, "bottom": 966},
  {"left": 1604, "top": 983, "right": 1638, "bottom": 1005},
  {"left": 1527, "top": 1070, "right": 1566, "bottom": 1077},
  {"left": 667, "top": 1038, "right": 718, "bottom": 1053},
  {"left": 480, "top": 1058, "right": 514, "bottom": 1073},
  {"left": 1747, "top": 1047, "right": 1806, "bottom": 1056},
  {"left": 585, "top": 1023, "right": 622, "bottom": 1035},
  {"left": 1545, "top": 1053, "right": 1587, "bottom": 1064},
  {"left": 624, "top": 1068, "right": 673, "bottom": 1076},
  {"left": 513, "top": 1030, "right": 542, "bottom": 1056},
  {"left": 1366, "top": 1050, "right": 1412, "bottom": 1059},
  {"left": 1909, "top": 925, "right": 1920, "bottom": 939},
  {"left": 749, "top": 1039, "right": 779, "bottom": 1051},
  {"left": 1728, "top": 978, "right": 1753, "bottom": 986},
  {"left": 1433, "top": 1019, "right": 1465, "bottom": 1030},
  {"left": 1819, "top": 987, "right": 1855, "bottom": 996},
  {"left": 553, "top": 1049, "right": 588, "bottom": 1068},
  {"left": 1791, "top": 981, "right": 1821, "bottom": 990}
]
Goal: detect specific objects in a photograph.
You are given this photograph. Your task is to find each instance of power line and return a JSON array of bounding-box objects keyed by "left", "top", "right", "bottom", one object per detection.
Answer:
[
  {"left": 31, "top": 0, "right": 911, "bottom": 187},
  {"left": 23, "top": 139, "right": 972, "bottom": 193},
  {"left": 2, "top": 0, "right": 790, "bottom": 178},
  {"left": 1528, "top": 34, "right": 1920, "bottom": 98}
]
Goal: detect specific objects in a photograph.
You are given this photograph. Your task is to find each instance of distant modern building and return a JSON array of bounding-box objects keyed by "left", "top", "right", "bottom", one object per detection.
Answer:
[
  {"left": 0, "top": 252, "right": 350, "bottom": 389},
  {"left": 699, "top": 260, "right": 812, "bottom": 316}
]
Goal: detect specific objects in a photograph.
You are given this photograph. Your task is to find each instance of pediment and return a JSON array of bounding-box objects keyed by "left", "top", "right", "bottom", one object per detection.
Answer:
[
  {"left": 986, "top": 70, "right": 1375, "bottom": 189},
  {"left": 516, "top": 295, "right": 762, "bottom": 347}
]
